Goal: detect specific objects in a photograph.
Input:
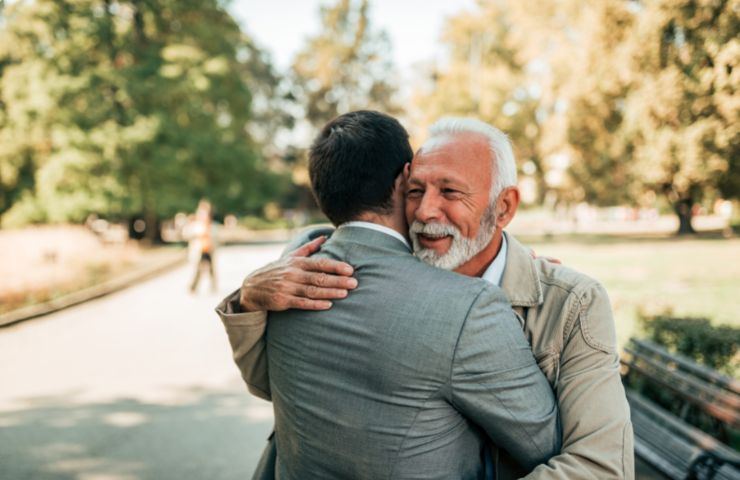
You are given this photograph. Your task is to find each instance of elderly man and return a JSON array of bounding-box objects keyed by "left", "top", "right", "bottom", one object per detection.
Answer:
[{"left": 217, "top": 117, "right": 634, "bottom": 479}]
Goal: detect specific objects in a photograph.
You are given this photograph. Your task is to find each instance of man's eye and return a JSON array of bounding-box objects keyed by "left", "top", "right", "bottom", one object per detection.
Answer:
[
  {"left": 442, "top": 189, "right": 461, "bottom": 196},
  {"left": 407, "top": 189, "right": 423, "bottom": 197}
]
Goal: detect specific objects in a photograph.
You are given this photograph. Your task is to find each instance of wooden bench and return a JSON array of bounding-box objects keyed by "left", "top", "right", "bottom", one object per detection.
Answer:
[{"left": 621, "top": 338, "right": 740, "bottom": 479}]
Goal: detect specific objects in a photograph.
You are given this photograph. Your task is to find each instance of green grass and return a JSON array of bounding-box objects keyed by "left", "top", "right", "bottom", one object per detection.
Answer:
[{"left": 518, "top": 235, "right": 740, "bottom": 346}]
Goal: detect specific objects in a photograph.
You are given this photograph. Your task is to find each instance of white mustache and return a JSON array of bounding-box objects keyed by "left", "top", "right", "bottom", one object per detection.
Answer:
[{"left": 409, "top": 221, "right": 459, "bottom": 238}]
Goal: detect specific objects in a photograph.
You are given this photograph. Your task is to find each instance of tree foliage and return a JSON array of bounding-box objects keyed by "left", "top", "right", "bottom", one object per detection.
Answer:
[
  {"left": 416, "top": 0, "right": 738, "bottom": 233},
  {"left": 273, "top": 0, "right": 400, "bottom": 203},
  {"left": 291, "top": 0, "right": 398, "bottom": 130},
  {"left": 567, "top": 0, "right": 739, "bottom": 233},
  {"left": 0, "top": 0, "right": 289, "bottom": 228},
  {"left": 413, "top": 1, "right": 550, "bottom": 202},
  {"left": 2, "top": 0, "right": 734, "bottom": 234},
  {"left": 563, "top": 1, "right": 637, "bottom": 206}
]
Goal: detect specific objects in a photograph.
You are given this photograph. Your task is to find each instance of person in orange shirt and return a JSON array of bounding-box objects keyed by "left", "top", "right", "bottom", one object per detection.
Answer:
[{"left": 187, "top": 199, "right": 217, "bottom": 293}]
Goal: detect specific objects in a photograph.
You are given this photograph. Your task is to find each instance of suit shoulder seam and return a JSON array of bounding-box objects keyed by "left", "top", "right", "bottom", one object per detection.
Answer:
[{"left": 448, "top": 283, "right": 491, "bottom": 387}]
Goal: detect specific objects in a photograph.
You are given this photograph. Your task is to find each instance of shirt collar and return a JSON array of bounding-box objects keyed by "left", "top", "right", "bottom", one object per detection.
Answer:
[
  {"left": 481, "top": 234, "right": 508, "bottom": 286},
  {"left": 340, "top": 221, "right": 411, "bottom": 249}
]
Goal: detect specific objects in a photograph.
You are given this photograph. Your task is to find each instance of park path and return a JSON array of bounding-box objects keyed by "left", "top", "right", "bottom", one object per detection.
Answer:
[{"left": 0, "top": 244, "right": 284, "bottom": 480}]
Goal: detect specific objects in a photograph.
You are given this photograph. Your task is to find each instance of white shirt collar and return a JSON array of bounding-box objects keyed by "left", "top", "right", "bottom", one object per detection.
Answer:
[
  {"left": 481, "top": 234, "right": 508, "bottom": 286},
  {"left": 340, "top": 221, "right": 411, "bottom": 249}
]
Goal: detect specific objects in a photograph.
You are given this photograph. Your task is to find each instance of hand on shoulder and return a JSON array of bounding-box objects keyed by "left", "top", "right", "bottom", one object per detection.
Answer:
[{"left": 240, "top": 236, "right": 358, "bottom": 312}]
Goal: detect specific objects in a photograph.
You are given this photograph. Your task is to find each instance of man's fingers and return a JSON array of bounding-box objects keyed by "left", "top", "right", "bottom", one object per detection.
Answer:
[
  {"left": 298, "top": 257, "right": 354, "bottom": 276},
  {"left": 543, "top": 256, "right": 562, "bottom": 265},
  {"left": 289, "top": 236, "right": 326, "bottom": 258},
  {"left": 530, "top": 248, "right": 563, "bottom": 265},
  {"left": 298, "top": 270, "right": 358, "bottom": 289},
  {"left": 296, "top": 284, "right": 349, "bottom": 300},
  {"left": 287, "top": 296, "right": 333, "bottom": 311}
]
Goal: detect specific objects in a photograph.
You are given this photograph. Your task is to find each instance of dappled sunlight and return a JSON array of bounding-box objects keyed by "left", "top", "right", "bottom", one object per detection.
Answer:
[
  {"left": 0, "top": 387, "right": 273, "bottom": 480},
  {"left": 102, "top": 412, "right": 149, "bottom": 428},
  {"left": 47, "top": 457, "right": 144, "bottom": 480}
]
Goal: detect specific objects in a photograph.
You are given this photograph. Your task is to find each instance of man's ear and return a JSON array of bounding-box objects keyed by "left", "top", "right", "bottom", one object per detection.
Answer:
[
  {"left": 495, "top": 187, "right": 520, "bottom": 228},
  {"left": 393, "top": 171, "right": 408, "bottom": 195},
  {"left": 396, "top": 164, "right": 409, "bottom": 192}
]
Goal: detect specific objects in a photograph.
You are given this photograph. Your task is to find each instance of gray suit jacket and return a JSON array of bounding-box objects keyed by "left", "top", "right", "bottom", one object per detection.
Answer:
[{"left": 262, "top": 226, "right": 559, "bottom": 479}]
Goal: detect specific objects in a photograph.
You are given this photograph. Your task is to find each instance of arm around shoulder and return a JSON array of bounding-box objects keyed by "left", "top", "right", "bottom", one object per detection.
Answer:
[
  {"left": 280, "top": 226, "right": 335, "bottom": 257},
  {"left": 215, "top": 289, "right": 271, "bottom": 401}
]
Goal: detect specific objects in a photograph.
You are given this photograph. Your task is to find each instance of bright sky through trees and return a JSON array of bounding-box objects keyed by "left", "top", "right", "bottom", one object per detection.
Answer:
[{"left": 229, "top": 0, "right": 477, "bottom": 73}]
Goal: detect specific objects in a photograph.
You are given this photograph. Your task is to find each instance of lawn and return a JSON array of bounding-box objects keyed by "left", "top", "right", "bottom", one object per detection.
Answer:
[{"left": 518, "top": 234, "right": 740, "bottom": 346}]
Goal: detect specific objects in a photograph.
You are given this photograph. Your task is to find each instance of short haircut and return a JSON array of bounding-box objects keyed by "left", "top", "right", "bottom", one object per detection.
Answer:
[
  {"left": 423, "top": 117, "right": 517, "bottom": 199},
  {"left": 309, "top": 110, "right": 413, "bottom": 225}
]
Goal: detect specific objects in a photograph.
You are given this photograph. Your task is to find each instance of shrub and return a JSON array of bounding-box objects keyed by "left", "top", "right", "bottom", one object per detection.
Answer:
[{"left": 639, "top": 312, "right": 739, "bottom": 377}]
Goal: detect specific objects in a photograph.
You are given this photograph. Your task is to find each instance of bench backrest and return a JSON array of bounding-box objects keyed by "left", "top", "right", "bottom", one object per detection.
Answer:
[{"left": 622, "top": 338, "right": 740, "bottom": 429}]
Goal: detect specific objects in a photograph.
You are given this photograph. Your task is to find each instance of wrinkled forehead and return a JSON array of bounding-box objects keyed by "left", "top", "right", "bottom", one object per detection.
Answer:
[{"left": 411, "top": 132, "right": 491, "bottom": 174}]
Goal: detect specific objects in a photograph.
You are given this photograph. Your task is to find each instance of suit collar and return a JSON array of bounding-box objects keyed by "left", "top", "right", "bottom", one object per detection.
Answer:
[
  {"left": 332, "top": 225, "right": 412, "bottom": 254},
  {"left": 500, "top": 232, "right": 543, "bottom": 307},
  {"left": 341, "top": 221, "right": 410, "bottom": 249}
]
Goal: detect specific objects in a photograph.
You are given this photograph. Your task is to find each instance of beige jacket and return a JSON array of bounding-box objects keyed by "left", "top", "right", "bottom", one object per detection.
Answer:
[
  {"left": 216, "top": 231, "right": 634, "bottom": 479},
  {"left": 495, "top": 233, "right": 633, "bottom": 479}
]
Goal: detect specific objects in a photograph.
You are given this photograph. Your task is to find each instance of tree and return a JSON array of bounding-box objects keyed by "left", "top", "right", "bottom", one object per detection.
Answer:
[
  {"left": 412, "top": 0, "right": 594, "bottom": 204},
  {"left": 273, "top": 0, "right": 400, "bottom": 210},
  {"left": 416, "top": 0, "right": 737, "bottom": 234},
  {"left": 565, "top": 0, "right": 739, "bottom": 233},
  {"left": 0, "top": 0, "right": 289, "bottom": 234},
  {"left": 291, "top": 0, "right": 398, "bottom": 130},
  {"left": 563, "top": 1, "right": 637, "bottom": 207}
]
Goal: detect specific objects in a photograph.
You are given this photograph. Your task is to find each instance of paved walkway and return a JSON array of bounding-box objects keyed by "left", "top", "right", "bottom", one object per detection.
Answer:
[{"left": 0, "top": 245, "right": 284, "bottom": 480}]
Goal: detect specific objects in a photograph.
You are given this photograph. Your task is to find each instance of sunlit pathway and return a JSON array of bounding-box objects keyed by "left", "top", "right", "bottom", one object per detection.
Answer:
[{"left": 0, "top": 244, "right": 284, "bottom": 480}]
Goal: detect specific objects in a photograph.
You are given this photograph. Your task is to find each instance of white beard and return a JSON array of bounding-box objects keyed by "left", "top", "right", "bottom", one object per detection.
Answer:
[{"left": 409, "top": 208, "right": 497, "bottom": 271}]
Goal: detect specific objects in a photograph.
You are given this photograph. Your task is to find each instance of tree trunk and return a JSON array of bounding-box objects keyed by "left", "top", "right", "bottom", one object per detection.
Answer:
[
  {"left": 143, "top": 209, "right": 161, "bottom": 244},
  {"left": 674, "top": 198, "right": 695, "bottom": 235}
]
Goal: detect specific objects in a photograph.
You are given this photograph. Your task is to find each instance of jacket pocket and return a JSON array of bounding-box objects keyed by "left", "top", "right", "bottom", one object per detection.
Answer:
[{"left": 535, "top": 350, "right": 560, "bottom": 388}]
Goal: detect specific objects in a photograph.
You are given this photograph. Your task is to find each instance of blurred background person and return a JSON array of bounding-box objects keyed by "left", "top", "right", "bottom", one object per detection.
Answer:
[{"left": 186, "top": 199, "right": 218, "bottom": 294}]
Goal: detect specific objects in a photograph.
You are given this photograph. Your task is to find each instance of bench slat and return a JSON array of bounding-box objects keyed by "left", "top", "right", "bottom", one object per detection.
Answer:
[
  {"left": 627, "top": 390, "right": 740, "bottom": 462},
  {"left": 624, "top": 358, "right": 740, "bottom": 428},
  {"left": 624, "top": 346, "right": 739, "bottom": 409},
  {"left": 631, "top": 339, "right": 740, "bottom": 395},
  {"left": 633, "top": 437, "right": 686, "bottom": 479},
  {"left": 716, "top": 463, "right": 740, "bottom": 480}
]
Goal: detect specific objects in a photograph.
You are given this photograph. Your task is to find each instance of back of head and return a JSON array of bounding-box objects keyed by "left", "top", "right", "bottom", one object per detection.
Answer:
[{"left": 309, "top": 110, "right": 413, "bottom": 225}]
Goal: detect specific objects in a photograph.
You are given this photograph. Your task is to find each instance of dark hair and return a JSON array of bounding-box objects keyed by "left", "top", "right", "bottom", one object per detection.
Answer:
[{"left": 308, "top": 110, "right": 413, "bottom": 225}]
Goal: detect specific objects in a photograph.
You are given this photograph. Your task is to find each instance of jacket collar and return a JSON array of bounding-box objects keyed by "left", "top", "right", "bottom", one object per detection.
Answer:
[
  {"left": 331, "top": 225, "right": 412, "bottom": 255},
  {"left": 500, "top": 232, "right": 543, "bottom": 307}
]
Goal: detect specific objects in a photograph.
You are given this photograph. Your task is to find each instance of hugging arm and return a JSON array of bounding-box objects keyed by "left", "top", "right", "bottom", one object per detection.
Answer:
[
  {"left": 216, "top": 227, "right": 356, "bottom": 400},
  {"left": 450, "top": 284, "right": 561, "bottom": 472},
  {"left": 216, "top": 292, "right": 271, "bottom": 400}
]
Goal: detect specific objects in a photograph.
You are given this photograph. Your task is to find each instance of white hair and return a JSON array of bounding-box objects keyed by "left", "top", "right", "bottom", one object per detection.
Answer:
[{"left": 422, "top": 117, "right": 517, "bottom": 200}]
